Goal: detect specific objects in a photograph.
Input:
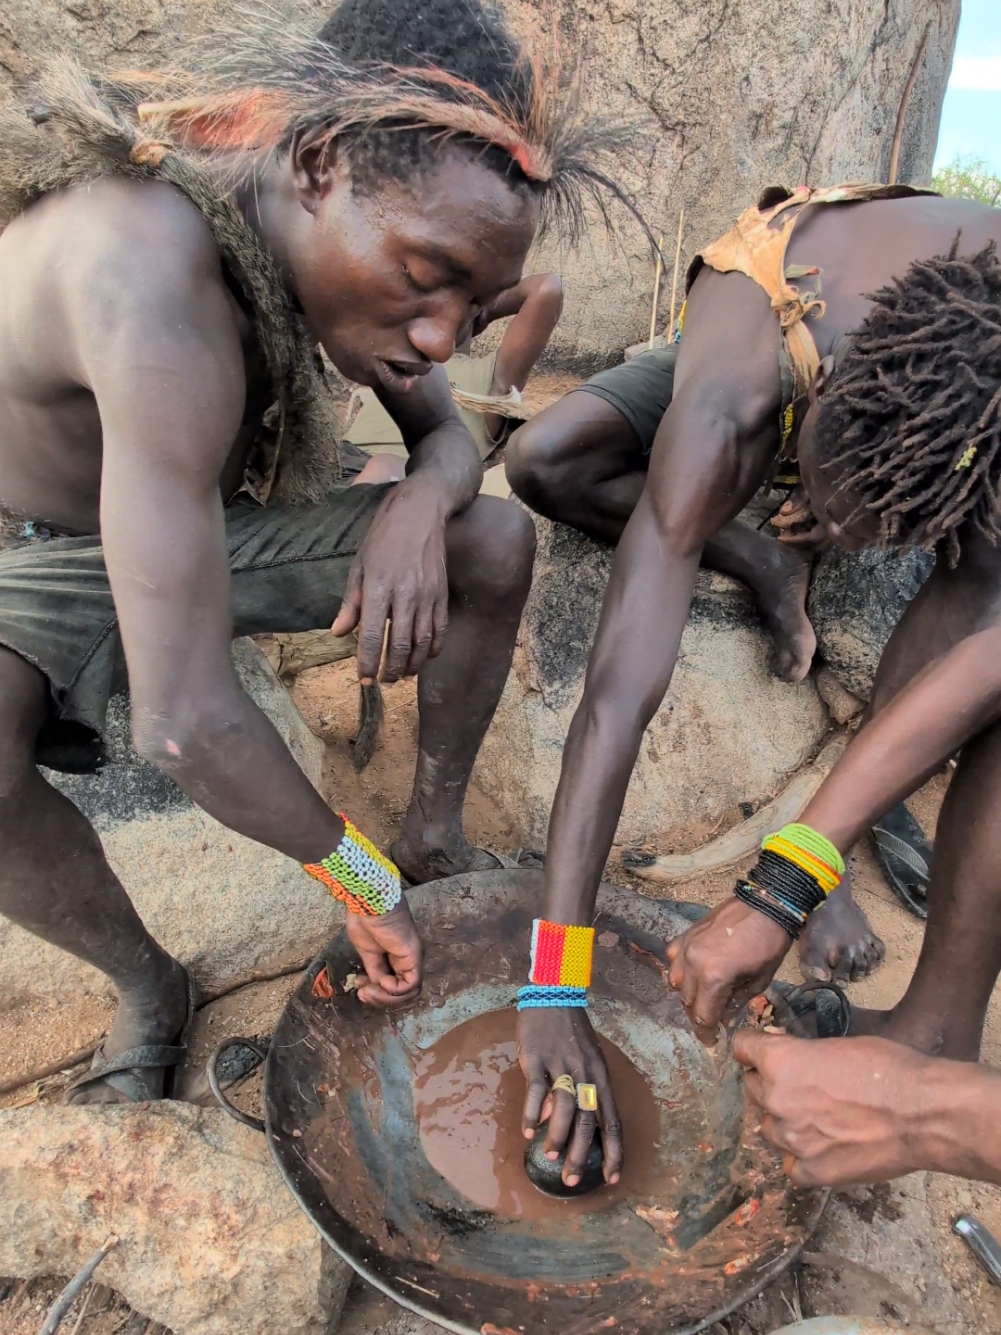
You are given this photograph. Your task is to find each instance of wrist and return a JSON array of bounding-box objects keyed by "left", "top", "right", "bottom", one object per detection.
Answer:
[
  {"left": 733, "top": 822, "right": 844, "bottom": 939},
  {"left": 518, "top": 919, "right": 594, "bottom": 1010},
  {"left": 403, "top": 431, "right": 481, "bottom": 515},
  {"left": 303, "top": 815, "right": 402, "bottom": 916},
  {"left": 914, "top": 1059, "right": 1001, "bottom": 1181}
]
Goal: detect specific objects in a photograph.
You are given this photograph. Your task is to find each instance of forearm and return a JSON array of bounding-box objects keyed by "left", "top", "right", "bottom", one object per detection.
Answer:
[
  {"left": 543, "top": 493, "right": 703, "bottom": 923},
  {"left": 403, "top": 419, "right": 483, "bottom": 515},
  {"left": 913, "top": 1057, "right": 1001, "bottom": 1184},
  {"left": 803, "top": 627, "right": 1001, "bottom": 853},
  {"left": 134, "top": 670, "right": 345, "bottom": 862}
]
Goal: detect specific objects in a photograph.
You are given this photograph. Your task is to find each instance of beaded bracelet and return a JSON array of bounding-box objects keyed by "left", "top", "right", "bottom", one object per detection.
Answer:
[
  {"left": 517, "top": 919, "right": 595, "bottom": 1010},
  {"left": 517, "top": 985, "right": 588, "bottom": 1010},
  {"left": 734, "top": 822, "right": 844, "bottom": 939},
  {"left": 303, "top": 815, "right": 402, "bottom": 916}
]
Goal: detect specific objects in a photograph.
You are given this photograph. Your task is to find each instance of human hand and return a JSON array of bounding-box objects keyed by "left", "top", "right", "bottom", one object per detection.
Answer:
[
  {"left": 331, "top": 479, "right": 449, "bottom": 683},
  {"left": 666, "top": 898, "right": 792, "bottom": 1040},
  {"left": 734, "top": 1029, "right": 937, "bottom": 1186},
  {"left": 345, "top": 899, "right": 423, "bottom": 1006},
  {"left": 517, "top": 1007, "right": 623, "bottom": 1186},
  {"left": 770, "top": 487, "right": 826, "bottom": 548}
]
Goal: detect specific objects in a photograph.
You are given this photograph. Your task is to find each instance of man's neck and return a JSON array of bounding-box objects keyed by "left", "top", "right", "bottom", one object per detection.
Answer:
[{"left": 230, "top": 158, "right": 300, "bottom": 291}]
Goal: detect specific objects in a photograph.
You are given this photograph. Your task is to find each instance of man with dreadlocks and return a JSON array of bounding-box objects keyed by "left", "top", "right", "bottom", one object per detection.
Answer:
[
  {"left": 0, "top": 0, "right": 628, "bottom": 1103},
  {"left": 512, "top": 188, "right": 1001, "bottom": 1192}
]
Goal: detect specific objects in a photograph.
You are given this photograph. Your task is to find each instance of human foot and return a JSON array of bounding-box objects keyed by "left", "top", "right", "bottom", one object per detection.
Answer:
[
  {"left": 66, "top": 956, "right": 192, "bottom": 1105},
  {"left": 768, "top": 987, "right": 980, "bottom": 1061},
  {"left": 392, "top": 827, "right": 517, "bottom": 884},
  {"left": 798, "top": 881, "right": 885, "bottom": 982},
  {"left": 755, "top": 543, "right": 816, "bottom": 683}
]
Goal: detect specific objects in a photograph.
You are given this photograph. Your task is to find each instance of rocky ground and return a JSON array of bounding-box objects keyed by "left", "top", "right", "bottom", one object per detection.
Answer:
[
  {"left": 3, "top": 656, "right": 1001, "bottom": 1334},
  {"left": 2, "top": 392, "right": 998, "bottom": 1334}
]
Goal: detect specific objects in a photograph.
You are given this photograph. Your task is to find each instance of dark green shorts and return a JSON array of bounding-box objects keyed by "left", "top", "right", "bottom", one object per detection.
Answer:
[
  {"left": 0, "top": 467, "right": 389, "bottom": 773},
  {"left": 575, "top": 344, "right": 679, "bottom": 455}
]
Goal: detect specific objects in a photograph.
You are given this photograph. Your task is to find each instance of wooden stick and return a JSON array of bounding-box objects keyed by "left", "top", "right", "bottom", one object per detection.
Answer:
[
  {"left": 888, "top": 22, "right": 930, "bottom": 186},
  {"left": 667, "top": 208, "right": 685, "bottom": 334},
  {"left": 68, "top": 1282, "right": 97, "bottom": 1335},
  {"left": 38, "top": 1238, "right": 118, "bottom": 1335},
  {"left": 648, "top": 235, "right": 664, "bottom": 347}
]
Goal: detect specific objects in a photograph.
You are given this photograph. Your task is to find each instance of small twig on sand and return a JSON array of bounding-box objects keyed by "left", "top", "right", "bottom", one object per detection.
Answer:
[
  {"left": 67, "top": 1282, "right": 97, "bottom": 1335},
  {"left": 667, "top": 208, "right": 685, "bottom": 334},
  {"left": 648, "top": 234, "right": 664, "bottom": 347},
  {"left": 0, "top": 1045, "right": 101, "bottom": 1099},
  {"left": 38, "top": 1237, "right": 118, "bottom": 1335}
]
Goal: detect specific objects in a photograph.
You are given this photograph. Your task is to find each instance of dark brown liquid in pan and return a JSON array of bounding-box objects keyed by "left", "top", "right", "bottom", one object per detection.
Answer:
[{"left": 413, "top": 1008, "right": 661, "bottom": 1221}]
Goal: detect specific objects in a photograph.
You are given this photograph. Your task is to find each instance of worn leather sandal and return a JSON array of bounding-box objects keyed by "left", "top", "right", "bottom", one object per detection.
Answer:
[{"left": 870, "top": 801, "right": 931, "bottom": 921}]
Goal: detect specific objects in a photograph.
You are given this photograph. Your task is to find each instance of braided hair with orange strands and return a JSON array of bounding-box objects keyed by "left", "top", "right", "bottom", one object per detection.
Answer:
[{"left": 132, "top": 0, "right": 646, "bottom": 246}]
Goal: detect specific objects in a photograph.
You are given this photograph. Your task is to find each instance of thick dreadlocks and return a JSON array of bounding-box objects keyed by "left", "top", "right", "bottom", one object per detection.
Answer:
[{"left": 817, "top": 238, "right": 1001, "bottom": 565}]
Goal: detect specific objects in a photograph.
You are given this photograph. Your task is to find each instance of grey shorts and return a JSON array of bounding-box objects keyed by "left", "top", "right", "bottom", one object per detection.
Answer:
[
  {"left": 575, "top": 344, "right": 679, "bottom": 455},
  {"left": 0, "top": 455, "right": 388, "bottom": 773}
]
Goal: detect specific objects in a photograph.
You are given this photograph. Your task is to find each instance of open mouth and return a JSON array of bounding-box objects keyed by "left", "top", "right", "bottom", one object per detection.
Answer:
[{"left": 374, "top": 357, "right": 430, "bottom": 394}]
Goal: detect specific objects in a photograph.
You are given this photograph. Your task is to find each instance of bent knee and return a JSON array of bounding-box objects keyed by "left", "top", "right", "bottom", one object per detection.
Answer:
[
  {"left": 505, "top": 420, "right": 559, "bottom": 506},
  {"left": 449, "top": 496, "right": 536, "bottom": 602}
]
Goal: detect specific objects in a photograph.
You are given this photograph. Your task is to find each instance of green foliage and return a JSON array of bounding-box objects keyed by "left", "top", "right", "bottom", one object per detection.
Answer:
[{"left": 932, "top": 155, "right": 1001, "bottom": 207}]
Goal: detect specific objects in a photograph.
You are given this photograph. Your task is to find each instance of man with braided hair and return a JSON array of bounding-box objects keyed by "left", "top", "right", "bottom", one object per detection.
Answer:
[
  {"left": 0, "top": 0, "right": 633, "bottom": 1102},
  {"left": 511, "top": 189, "right": 1001, "bottom": 1192}
]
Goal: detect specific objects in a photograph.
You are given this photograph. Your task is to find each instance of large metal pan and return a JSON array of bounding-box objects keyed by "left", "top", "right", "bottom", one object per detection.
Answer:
[{"left": 211, "top": 869, "right": 826, "bottom": 1335}]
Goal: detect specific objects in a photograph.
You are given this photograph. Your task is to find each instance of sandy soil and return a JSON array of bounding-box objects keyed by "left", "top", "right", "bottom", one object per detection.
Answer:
[{"left": 4, "top": 660, "right": 1001, "bottom": 1334}]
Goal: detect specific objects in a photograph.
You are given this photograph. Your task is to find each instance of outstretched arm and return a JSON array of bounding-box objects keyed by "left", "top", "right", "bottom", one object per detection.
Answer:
[
  {"left": 668, "top": 622, "right": 1001, "bottom": 1034},
  {"left": 518, "top": 277, "right": 783, "bottom": 1183}
]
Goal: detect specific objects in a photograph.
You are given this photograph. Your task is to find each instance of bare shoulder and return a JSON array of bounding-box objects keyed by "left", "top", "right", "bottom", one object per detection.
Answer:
[{"left": 12, "top": 175, "right": 236, "bottom": 331}]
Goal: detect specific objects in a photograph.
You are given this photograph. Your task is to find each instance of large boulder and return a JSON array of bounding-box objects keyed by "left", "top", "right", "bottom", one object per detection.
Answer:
[
  {"left": 474, "top": 519, "right": 830, "bottom": 856},
  {"left": 1, "top": 0, "right": 959, "bottom": 368},
  {"left": 0, "top": 638, "right": 342, "bottom": 1011},
  {"left": 808, "top": 548, "right": 935, "bottom": 701},
  {"left": 0, "top": 1101, "right": 349, "bottom": 1335}
]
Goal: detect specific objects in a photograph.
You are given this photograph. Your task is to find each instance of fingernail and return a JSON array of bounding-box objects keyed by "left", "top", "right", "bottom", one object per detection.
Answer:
[
  {"left": 523, "top": 1128, "right": 534, "bottom": 1139},
  {"left": 609, "top": 1173, "right": 620, "bottom": 1184},
  {"left": 566, "top": 1175, "right": 580, "bottom": 1187},
  {"left": 546, "top": 1150, "right": 559, "bottom": 1161}
]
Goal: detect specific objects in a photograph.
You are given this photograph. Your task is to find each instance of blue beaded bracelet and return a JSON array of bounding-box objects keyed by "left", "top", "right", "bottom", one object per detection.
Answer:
[{"left": 517, "top": 984, "right": 588, "bottom": 1010}]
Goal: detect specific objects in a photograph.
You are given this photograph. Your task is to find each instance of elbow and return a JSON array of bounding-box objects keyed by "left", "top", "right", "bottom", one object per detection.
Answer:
[
  {"left": 535, "top": 272, "right": 564, "bottom": 320},
  {"left": 131, "top": 701, "right": 233, "bottom": 779}
]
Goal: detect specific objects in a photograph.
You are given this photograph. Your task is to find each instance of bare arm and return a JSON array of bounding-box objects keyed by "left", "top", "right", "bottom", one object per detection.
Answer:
[
  {"left": 802, "top": 624, "right": 1001, "bottom": 847},
  {"left": 473, "top": 272, "right": 563, "bottom": 441},
  {"left": 487, "top": 272, "right": 564, "bottom": 397},
  {"left": 517, "top": 276, "right": 782, "bottom": 1182},
  {"left": 668, "top": 623, "right": 1001, "bottom": 1034},
  {"left": 331, "top": 362, "right": 486, "bottom": 681},
  {"left": 543, "top": 292, "right": 781, "bottom": 926},
  {"left": 78, "top": 210, "right": 418, "bottom": 1004}
]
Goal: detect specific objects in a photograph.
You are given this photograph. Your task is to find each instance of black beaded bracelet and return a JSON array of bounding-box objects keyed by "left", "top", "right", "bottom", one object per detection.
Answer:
[
  {"left": 734, "top": 880, "right": 805, "bottom": 939},
  {"left": 750, "top": 849, "right": 827, "bottom": 914}
]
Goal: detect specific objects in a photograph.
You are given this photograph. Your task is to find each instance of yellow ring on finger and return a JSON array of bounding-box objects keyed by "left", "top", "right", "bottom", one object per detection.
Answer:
[
  {"left": 576, "top": 1082, "right": 598, "bottom": 1112},
  {"left": 551, "top": 1073, "right": 576, "bottom": 1097}
]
